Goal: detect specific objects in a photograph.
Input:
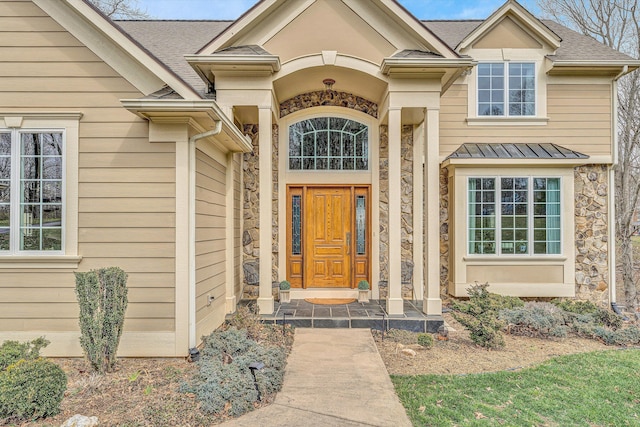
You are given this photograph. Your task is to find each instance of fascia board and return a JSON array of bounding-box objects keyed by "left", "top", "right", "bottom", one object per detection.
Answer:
[
  {"left": 457, "top": 1, "right": 561, "bottom": 51},
  {"left": 381, "top": 58, "right": 474, "bottom": 75},
  {"left": 186, "top": 54, "right": 282, "bottom": 73},
  {"left": 34, "top": 0, "right": 200, "bottom": 99}
]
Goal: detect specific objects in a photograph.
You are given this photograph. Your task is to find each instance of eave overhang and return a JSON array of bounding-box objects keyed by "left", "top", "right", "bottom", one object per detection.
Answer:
[
  {"left": 546, "top": 59, "right": 640, "bottom": 77},
  {"left": 381, "top": 57, "right": 475, "bottom": 92},
  {"left": 121, "top": 99, "right": 252, "bottom": 153},
  {"left": 186, "top": 54, "right": 281, "bottom": 81}
]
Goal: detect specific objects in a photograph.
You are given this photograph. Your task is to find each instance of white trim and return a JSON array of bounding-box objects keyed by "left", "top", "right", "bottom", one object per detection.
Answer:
[
  {"left": 466, "top": 117, "right": 549, "bottom": 126},
  {"left": 457, "top": 1, "right": 561, "bottom": 51},
  {"left": 277, "top": 106, "right": 380, "bottom": 297}
]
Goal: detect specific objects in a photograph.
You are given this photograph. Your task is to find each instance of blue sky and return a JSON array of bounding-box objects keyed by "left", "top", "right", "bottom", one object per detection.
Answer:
[{"left": 134, "top": 0, "right": 539, "bottom": 20}]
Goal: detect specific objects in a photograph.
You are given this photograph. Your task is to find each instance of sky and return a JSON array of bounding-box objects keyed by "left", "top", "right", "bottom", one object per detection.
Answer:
[{"left": 133, "top": 0, "right": 540, "bottom": 21}]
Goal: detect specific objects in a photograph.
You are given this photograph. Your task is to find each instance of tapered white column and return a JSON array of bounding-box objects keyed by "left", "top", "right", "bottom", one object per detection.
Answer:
[
  {"left": 387, "top": 107, "right": 404, "bottom": 315},
  {"left": 257, "top": 106, "right": 274, "bottom": 315},
  {"left": 423, "top": 108, "right": 442, "bottom": 315}
]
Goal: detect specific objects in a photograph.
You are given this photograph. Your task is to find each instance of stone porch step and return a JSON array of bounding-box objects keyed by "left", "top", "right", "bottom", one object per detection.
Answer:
[{"left": 234, "top": 299, "right": 444, "bottom": 333}]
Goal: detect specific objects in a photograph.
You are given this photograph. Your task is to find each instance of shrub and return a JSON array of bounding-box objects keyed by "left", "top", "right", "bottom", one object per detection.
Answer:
[
  {"left": 75, "top": 267, "right": 128, "bottom": 373},
  {"left": 357, "top": 280, "right": 370, "bottom": 290},
  {"left": 450, "top": 283, "right": 522, "bottom": 349},
  {"left": 417, "top": 333, "right": 434, "bottom": 348},
  {"left": 0, "top": 337, "right": 49, "bottom": 371},
  {"left": 0, "top": 358, "right": 67, "bottom": 422},
  {"left": 552, "top": 299, "right": 599, "bottom": 315},
  {"left": 181, "top": 328, "right": 287, "bottom": 417},
  {"left": 279, "top": 280, "right": 290, "bottom": 290},
  {"left": 500, "top": 302, "right": 568, "bottom": 338}
]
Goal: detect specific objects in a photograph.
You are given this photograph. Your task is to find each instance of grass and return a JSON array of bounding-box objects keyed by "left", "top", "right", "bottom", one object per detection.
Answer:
[{"left": 392, "top": 349, "right": 640, "bottom": 426}]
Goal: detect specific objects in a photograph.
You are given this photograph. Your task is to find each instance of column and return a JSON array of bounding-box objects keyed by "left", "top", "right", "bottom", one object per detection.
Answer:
[
  {"left": 225, "top": 152, "right": 236, "bottom": 313},
  {"left": 423, "top": 108, "right": 442, "bottom": 315},
  {"left": 387, "top": 107, "right": 404, "bottom": 315},
  {"left": 257, "top": 106, "right": 274, "bottom": 315}
]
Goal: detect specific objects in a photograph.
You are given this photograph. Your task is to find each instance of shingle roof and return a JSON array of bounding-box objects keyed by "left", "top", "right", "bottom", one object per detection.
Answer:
[
  {"left": 446, "top": 143, "right": 589, "bottom": 159},
  {"left": 392, "top": 49, "right": 443, "bottom": 59},
  {"left": 114, "top": 20, "right": 232, "bottom": 94},
  {"left": 213, "top": 45, "right": 272, "bottom": 55},
  {"left": 113, "top": 16, "right": 635, "bottom": 95},
  {"left": 422, "top": 20, "right": 634, "bottom": 62}
]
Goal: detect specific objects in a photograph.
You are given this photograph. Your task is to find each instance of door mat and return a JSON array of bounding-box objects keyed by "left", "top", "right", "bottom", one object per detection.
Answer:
[{"left": 304, "top": 298, "right": 357, "bottom": 305}]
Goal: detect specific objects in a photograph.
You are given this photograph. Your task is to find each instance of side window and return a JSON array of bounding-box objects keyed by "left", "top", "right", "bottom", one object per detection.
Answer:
[{"left": 0, "top": 130, "right": 64, "bottom": 253}]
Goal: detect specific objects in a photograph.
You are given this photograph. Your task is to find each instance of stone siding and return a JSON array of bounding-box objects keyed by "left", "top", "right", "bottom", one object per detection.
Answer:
[
  {"left": 439, "top": 167, "right": 450, "bottom": 297},
  {"left": 242, "top": 124, "right": 279, "bottom": 299},
  {"left": 280, "top": 91, "right": 378, "bottom": 119},
  {"left": 574, "top": 164, "right": 609, "bottom": 303},
  {"left": 378, "top": 125, "right": 414, "bottom": 299}
]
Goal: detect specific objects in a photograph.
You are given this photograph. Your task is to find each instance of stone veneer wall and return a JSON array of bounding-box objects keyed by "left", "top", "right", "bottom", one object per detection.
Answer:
[
  {"left": 574, "top": 164, "right": 609, "bottom": 303},
  {"left": 378, "top": 125, "right": 414, "bottom": 299},
  {"left": 241, "top": 124, "right": 279, "bottom": 299},
  {"left": 280, "top": 91, "right": 378, "bottom": 118},
  {"left": 439, "top": 167, "right": 450, "bottom": 297}
]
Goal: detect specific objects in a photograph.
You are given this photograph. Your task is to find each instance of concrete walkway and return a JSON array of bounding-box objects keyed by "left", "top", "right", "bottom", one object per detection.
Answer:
[{"left": 222, "top": 328, "right": 412, "bottom": 427}]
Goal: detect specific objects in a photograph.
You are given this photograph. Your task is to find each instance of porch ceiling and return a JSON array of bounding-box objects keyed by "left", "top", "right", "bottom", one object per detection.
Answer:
[{"left": 273, "top": 65, "right": 387, "bottom": 106}]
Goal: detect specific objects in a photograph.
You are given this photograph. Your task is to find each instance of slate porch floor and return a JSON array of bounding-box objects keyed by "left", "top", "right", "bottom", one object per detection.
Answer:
[{"left": 236, "top": 299, "right": 444, "bottom": 333}]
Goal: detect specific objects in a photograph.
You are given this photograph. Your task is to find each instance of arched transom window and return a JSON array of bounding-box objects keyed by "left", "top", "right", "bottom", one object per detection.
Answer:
[{"left": 288, "top": 117, "right": 368, "bottom": 171}]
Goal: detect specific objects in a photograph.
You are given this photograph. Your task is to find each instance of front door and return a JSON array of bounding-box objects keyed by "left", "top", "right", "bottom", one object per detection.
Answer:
[
  {"left": 286, "top": 186, "right": 370, "bottom": 288},
  {"left": 305, "top": 187, "right": 352, "bottom": 288}
]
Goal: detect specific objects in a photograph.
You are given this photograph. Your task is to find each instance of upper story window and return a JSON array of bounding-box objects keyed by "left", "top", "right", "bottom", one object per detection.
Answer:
[
  {"left": 468, "top": 176, "right": 560, "bottom": 256},
  {"left": 0, "top": 130, "right": 63, "bottom": 253},
  {"left": 288, "top": 117, "right": 368, "bottom": 171},
  {"left": 478, "top": 62, "right": 535, "bottom": 117}
]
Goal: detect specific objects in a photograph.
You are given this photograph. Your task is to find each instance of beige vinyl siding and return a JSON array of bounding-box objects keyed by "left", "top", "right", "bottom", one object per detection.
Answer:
[
  {"left": 234, "top": 153, "right": 242, "bottom": 301},
  {"left": 0, "top": 1, "right": 176, "bottom": 356},
  {"left": 195, "top": 149, "right": 227, "bottom": 339},
  {"left": 440, "top": 83, "right": 612, "bottom": 158}
]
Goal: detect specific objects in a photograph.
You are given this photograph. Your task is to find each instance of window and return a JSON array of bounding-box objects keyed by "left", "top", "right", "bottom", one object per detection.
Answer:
[
  {"left": 468, "top": 177, "right": 560, "bottom": 255},
  {"left": 478, "top": 63, "right": 535, "bottom": 116},
  {"left": 289, "top": 117, "right": 368, "bottom": 171},
  {"left": 0, "top": 130, "right": 64, "bottom": 253}
]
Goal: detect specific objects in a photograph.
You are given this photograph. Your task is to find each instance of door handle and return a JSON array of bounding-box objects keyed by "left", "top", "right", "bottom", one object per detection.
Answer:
[{"left": 346, "top": 232, "right": 351, "bottom": 255}]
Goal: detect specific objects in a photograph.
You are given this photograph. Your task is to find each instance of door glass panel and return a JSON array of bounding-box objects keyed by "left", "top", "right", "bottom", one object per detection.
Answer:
[
  {"left": 356, "top": 195, "right": 366, "bottom": 255},
  {"left": 292, "top": 195, "right": 301, "bottom": 255}
]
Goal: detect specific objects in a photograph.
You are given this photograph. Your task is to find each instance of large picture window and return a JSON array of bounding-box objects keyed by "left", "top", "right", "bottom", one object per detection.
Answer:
[
  {"left": 0, "top": 130, "right": 63, "bottom": 253},
  {"left": 468, "top": 176, "right": 560, "bottom": 255},
  {"left": 288, "top": 117, "right": 368, "bottom": 171},
  {"left": 478, "top": 62, "right": 535, "bottom": 116}
]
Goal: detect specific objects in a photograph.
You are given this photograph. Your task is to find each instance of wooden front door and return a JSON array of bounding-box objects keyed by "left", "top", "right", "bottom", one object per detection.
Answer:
[
  {"left": 305, "top": 187, "right": 352, "bottom": 288},
  {"left": 286, "top": 186, "right": 370, "bottom": 289}
]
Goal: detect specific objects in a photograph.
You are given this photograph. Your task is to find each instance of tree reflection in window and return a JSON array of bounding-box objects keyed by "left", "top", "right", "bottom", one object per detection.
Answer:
[{"left": 289, "top": 117, "right": 368, "bottom": 171}]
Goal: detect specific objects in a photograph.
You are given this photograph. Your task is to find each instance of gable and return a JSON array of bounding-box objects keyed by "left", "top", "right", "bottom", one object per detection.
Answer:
[
  {"left": 263, "top": 0, "right": 396, "bottom": 64},
  {"left": 473, "top": 16, "right": 543, "bottom": 49}
]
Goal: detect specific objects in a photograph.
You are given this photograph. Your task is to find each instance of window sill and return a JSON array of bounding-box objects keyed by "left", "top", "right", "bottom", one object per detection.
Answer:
[
  {"left": 463, "top": 256, "right": 567, "bottom": 264},
  {"left": 0, "top": 255, "right": 82, "bottom": 269},
  {"left": 466, "top": 117, "right": 549, "bottom": 126}
]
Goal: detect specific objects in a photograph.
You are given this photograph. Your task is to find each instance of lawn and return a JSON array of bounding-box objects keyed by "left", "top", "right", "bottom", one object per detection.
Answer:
[{"left": 392, "top": 349, "right": 640, "bottom": 426}]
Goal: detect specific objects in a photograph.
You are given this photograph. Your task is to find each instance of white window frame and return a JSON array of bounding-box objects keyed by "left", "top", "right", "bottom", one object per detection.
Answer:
[
  {"left": 0, "top": 114, "right": 81, "bottom": 267},
  {"left": 467, "top": 175, "right": 562, "bottom": 257},
  {"left": 477, "top": 62, "right": 537, "bottom": 117}
]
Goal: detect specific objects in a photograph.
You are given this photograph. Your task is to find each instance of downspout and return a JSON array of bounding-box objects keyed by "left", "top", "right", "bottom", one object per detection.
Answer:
[
  {"left": 187, "top": 120, "right": 222, "bottom": 348},
  {"left": 609, "top": 66, "right": 626, "bottom": 312}
]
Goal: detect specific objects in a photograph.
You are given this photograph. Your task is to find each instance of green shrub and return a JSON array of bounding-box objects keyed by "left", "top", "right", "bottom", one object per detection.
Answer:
[
  {"left": 0, "top": 337, "right": 49, "bottom": 371},
  {"left": 499, "top": 302, "right": 568, "bottom": 338},
  {"left": 551, "top": 299, "right": 599, "bottom": 315},
  {"left": 450, "top": 283, "right": 522, "bottom": 349},
  {"left": 181, "top": 328, "right": 287, "bottom": 417},
  {"left": 0, "top": 358, "right": 67, "bottom": 422},
  {"left": 278, "top": 280, "right": 290, "bottom": 290},
  {"left": 75, "top": 267, "right": 128, "bottom": 373},
  {"left": 357, "top": 280, "right": 370, "bottom": 290},
  {"left": 417, "top": 333, "right": 434, "bottom": 348}
]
